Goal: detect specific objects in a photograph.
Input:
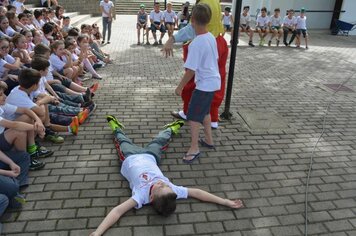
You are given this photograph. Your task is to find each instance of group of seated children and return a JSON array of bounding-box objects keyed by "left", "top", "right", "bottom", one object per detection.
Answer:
[
  {"left": 223, "top": 6, "right": 308, "bottom": 49},
  {"left": 0, "top": 0, "right": 112, "bottom": 224},
  {"left": 136, "top": 2, "right": 191, "bottom": 45}
]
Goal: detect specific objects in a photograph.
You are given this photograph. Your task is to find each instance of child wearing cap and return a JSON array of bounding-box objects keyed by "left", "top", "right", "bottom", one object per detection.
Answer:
[
  {"left": 295, "top": 8, "right": 308, "bottom": 49},
  {"left": 221, "top": 6, "right": 233, "bottom": 43},
  {"left": 136, "top": 3, "right": 147, "bottom": 45}
]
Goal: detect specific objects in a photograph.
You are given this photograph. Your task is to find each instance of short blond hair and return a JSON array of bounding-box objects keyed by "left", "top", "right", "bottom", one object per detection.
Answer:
[{"left": 0, "top": 81, "right": 8, "bottom": 92}]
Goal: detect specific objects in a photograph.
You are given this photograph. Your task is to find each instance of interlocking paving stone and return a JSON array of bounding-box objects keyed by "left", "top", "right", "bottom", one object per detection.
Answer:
[{"left": 1, "top": 14, "right": 356, "bottom": 235}]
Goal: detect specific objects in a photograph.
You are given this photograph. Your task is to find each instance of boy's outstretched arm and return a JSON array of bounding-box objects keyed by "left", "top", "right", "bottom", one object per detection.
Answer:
[
  {"left": 188, "top": 188, "right": 244, "bottom": 209},
  {"left": 89, "top": 198, "right": 137, "bottom": 236}
]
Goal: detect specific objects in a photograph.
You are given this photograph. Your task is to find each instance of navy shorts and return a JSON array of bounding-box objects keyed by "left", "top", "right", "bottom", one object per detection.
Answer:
[
  {"left": 150, "top": 22, "right": 166, "bottom": 33},
  {"left": 0, "top": 132, "right": 12, "bottom": 152},
  {"left": 187, "top": 89, "right": 215, "bottom": 123},
  {"left": 297, "top": 29, "right": 307, "bottom": 37},
  {"left": 224, "top": 24, "right": 231, "bottom": 31}
]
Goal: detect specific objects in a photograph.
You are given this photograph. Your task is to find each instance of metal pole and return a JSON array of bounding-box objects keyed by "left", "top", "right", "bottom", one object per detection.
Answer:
[{"left": 220, "top": 0, "right": 243, "bottom": 120}]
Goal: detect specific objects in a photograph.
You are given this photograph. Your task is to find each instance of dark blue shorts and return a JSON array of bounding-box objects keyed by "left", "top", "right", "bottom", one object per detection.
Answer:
[
  {"left": 187, "top": 89, "right": 215, "bottom": 123},
  {"left": 0, "top": 132, "right": 12, "bottom": 152},
  {"left": 297, "top": 29, "right": 307, "bottom": 37},
  {"left": 150, "top": 22, "right": 166, "bottom": 33}
]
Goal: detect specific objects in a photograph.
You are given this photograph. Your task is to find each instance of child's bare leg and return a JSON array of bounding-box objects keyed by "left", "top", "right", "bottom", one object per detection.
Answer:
[
  {"left": 69, "top": 82, "right": 87, "bottom": 93},
  {"left": 270, "top": 29, "right": 276, "bottom": 41},
  {"left": 15, "top": 114, "right": 37, "bottom": 146},
  {"left": 278, "top": 29, "right": 283, "bottom": 40},
  {"left": 248, "top": 29, "right": 254, "bottom": 41},
  {"left": 258, "top": 29, "right": 262, "bottom": 38},
  {"left": 49, "top": 123, "right": 69, "bottom": 132},
  {"left": 186, "top": 120, "right": 200, "bottom": 158},
  {"left": 137, "top": 27, "right": 140, "bottom": 42},
  {"left": 4, "top": 129, "right": 27, "bottom": 151},
  {"left": 305, "top": 35, "right": 308, "bottom": 48},
  {"left": 63, "top": 68, "right": 74, "bottom": 80},
  {"left": 263, "top": 30, "right": 268, "bottom": 39},
  {"left": 146, "top": 28, "right": 150, "bottom": 42},
  {"left": 202, "top": 114, "right": 213, "bottom": 145}
]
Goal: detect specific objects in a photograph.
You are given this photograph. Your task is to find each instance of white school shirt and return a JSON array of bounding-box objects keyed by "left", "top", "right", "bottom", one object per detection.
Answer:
[
  {"left": 257, "top": 15, "right": 270, "bottom": 27},
  {"left": 149, "top": 10, "right": 164, "bottom": 23},
  {"left": 283, "top": 16, "right": 296, "bottom": 27},
  {"left": 100, "top": 0, "right": 114, "bottom": 17},
  {"left": 240, "top": 13, "right": 251, "bottom": 25},
  {"left": 30, "top": 76, "right": 47, "bottom": 99},
  {"left": 184, "top": 32, "right": 220, "bottom": 92},
  {"left": 6, "top": 86, "right": 36, "bottom": 120},
  {"left": 223, "top": 14, "right": 231, "bottom": 25},
  {"left": 0, "top": 26, "right": 16, "bottom": 38},
  {"left": 46, "top": 63, "right": 55, "bottom": 82},
  {"left": 33, "top": 18, "right": 45, "bottom": 29},
  {"left": 13, "top": 1, "right": 24, "bottom": 14},
  {"left": 296, "top": 16, "right": 307, "bottom": 30},
  {"left": 270, "top": 15, "right": 282, "bottom": 27},
  {"left": 26, "top": 42, "right": 35, "bottom": 53},
  {"left": 121, "top": 153, "right": 188, "bottom": 209},
  {"left": 163, "top": 10, "right": 176, "bottom": 23},
  {"left": 0, "top": 54, "right": 16, "bottom": 78},
  {"left": 0, "top": 103, "right": 17, "bottom": 133},
  {"left": 49, "top": 53, "right": 67, "bottom": 71}
]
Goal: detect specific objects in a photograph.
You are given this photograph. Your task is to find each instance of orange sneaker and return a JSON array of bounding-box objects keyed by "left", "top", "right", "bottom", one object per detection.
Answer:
[
  {"left": 70, "top": 116, "right": 79, "bottom": 135},
  {"left": 78, "top": 109, "right": 89, "bottom": 125},
  {"left": 90, "top": 83, "right": 99, "bottom": 93}
]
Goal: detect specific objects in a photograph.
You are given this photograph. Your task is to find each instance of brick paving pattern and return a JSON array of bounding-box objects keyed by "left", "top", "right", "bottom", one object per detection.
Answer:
[{"left": 1, "top": 15, "right": 356, "bottom": 236}]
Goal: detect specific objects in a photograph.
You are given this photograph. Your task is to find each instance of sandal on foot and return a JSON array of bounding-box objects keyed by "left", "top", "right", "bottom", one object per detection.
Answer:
[
  {"left": 199, "top": 139, "right": 215, "bottom": 149},
  {"left": 183, "top": 152, "right": 200, "bottom": 164}
]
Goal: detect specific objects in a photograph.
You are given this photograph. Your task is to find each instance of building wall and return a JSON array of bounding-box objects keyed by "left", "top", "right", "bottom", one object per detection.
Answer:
[
  {"left": 233, "top": 0, "right": 336, "bottom": 29},
  {"left": 58, "top": 0, "right": 102, "bottom": 16},
  {"left": 340, "top": 0, "right": 356, "bottom": 35}
]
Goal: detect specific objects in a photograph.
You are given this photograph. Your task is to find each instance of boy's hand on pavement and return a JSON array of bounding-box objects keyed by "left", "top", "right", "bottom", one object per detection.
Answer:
[{"left": 225, "top": 199, "right": 244, "bottom": 209}]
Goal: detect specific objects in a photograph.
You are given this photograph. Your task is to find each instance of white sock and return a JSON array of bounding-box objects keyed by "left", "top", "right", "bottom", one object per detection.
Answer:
[{"left": 211, "top": 122, "right": 218, "bottom": 128}]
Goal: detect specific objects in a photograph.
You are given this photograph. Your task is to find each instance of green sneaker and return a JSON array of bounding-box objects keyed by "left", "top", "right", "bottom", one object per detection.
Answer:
[
  {"left": 106, "top": 115, "right": 125, "bottom": 132},
  {"left": 45, "top": 133, "right": 64, "bottom": 144},
  {"left": 163, "top": 120, "right": 185, "bottom": 135}
]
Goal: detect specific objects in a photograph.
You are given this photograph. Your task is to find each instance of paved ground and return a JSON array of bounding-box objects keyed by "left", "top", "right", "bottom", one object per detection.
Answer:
[{"left": 1, "top": 15, "right": 356, "bottom": 236}]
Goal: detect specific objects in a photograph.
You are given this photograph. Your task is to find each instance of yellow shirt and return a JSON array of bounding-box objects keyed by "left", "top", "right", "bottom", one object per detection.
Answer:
[{"left": 200, "top": 0, "right": 224, "bottom": 37}]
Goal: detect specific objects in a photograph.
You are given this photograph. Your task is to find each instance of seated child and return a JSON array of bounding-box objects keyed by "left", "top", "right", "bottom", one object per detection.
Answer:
[
  {"left": 32, "top": 9, "right": 45, "bottom": 30},
  {"left": 20, "top": 29, "right": 35, "bottom": 55},
  {"left": 295, "top": 8, "right": 308, "bottom": 49},
  {"left": 147, "top": 2, "right": 166, "bottom": 45},
  {"left": 49, "top": 40, "right": 80, "bottom": 82},
  {"left": 268, "top": 8, "right": 283, "bottom": 46},
  {"left": 283, "top": 9, "right": 297, "bottom": 46},
  {"left": 5, "top": 68, "right": 76, "bottom": 143},
  {"left": 239, "top": 6, "right": 254, "bottom": 47},
  {"left": 11, "top": 33, "right": 32, "bottom": 66},
  {"left": 34, "top": 44, "right": 98, "bottom": 99},
  {"left": 89, "top": 116, "right": 244, "bottom": 236},
  {"left": 0, "top": 80, "right": 47, "bottom": 170},
  {"left": 177, "top": 2, "right": 190, "bottom": 30},
  {"left": 61, "top": 16, "right": 72, "bottom": 37},
  {"left": 0, "top": 38, "right": 22, "bottom": 95},
  {"left": 256, "top": 7, "right": 270, "bottom": 46},
  {"left": 12, "top": 0, "right": 25, "bottom": 15},
  {"left": 222, "top": 7, "right": 233, "bottom": 42},
  {"left": 136, "top": 3, "right": 147, "bottom": 45},
  {"left": 163, "top": 2, "right": 177, "bottom": 38}
]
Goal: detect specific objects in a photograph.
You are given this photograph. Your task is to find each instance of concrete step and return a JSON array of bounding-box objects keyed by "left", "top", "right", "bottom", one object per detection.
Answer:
[
  {"left": 70, "top": 14, "right": 92, "bottom": 28},
  {"left": 78, "top": 17, "right": 101, "bottom": 27}
]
